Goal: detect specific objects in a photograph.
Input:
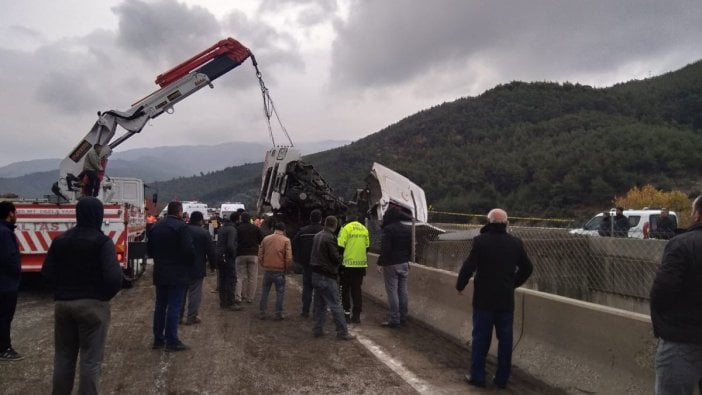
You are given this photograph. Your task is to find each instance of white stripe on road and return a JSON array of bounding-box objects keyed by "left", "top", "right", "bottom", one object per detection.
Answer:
[
  {"left": 288, "top": 276, "right": 435, "bottom": 394},
  {"left": 353, "top": 332, "right": 436, "bottom": 394}
]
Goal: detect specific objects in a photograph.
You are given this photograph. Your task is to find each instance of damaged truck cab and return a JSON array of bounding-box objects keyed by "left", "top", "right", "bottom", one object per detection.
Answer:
[{"left": 256, "top": 147, "right": 432, "bottom": 242}]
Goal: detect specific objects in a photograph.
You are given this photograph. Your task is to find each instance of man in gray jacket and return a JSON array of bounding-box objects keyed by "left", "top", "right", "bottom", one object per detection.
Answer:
[{"left": 309, "top": 216, "right": 354, "bottom": 340}]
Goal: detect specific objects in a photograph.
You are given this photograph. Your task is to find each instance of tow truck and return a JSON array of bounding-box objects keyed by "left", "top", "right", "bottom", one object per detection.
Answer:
[{"left": 12, "top": 37, "right": 267, "bottom": 282}]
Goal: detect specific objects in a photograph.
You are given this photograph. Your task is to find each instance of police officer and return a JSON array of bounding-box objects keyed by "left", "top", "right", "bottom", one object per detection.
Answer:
[{"left": 337, "top": 215, "right": 370, "bottom": 324}]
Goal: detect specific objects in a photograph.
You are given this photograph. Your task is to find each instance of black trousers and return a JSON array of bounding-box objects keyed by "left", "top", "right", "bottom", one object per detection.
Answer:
[
  {"left": 0, "top": 291, "right": 18, "bottom": 351},
  {"left": 218, "top": 261, "right": 237, "bottom": 307},
  {"left": 339, "top": 268, "right": 366, "bottom": 319},
  {"left": 83, "top": 171, "right": 100, "bottom": 197}
]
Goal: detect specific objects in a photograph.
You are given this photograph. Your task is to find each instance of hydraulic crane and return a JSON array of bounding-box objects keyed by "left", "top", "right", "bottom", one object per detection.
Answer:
[{"left": 53, "top": 37, "right": 263, "bottom": 201}]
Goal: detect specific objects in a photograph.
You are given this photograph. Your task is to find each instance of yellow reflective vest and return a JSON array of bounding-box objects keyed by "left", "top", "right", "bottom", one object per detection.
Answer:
[{"left": 337, "top": 221, "right": 370, "bottom": 268}]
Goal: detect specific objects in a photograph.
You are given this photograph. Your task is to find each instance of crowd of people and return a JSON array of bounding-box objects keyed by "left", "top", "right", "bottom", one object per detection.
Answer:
[{"left": 1, "top": 196, "right": 700, "bottom": 393}]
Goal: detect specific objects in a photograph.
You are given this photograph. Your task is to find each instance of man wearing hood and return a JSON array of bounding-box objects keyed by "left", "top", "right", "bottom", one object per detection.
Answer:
[
  {"left": 377, "top": 206, "right": 413, "bottom": 328},
  {"left": 0, "top": 201, "right": 22, "bottom": 361},
  {"left": 456, "top": 208, "right": 533, "bottom": 389},
  {"left": 42, "top": 197, "right": 123, "bottom": 394},
  {"left": 147, "top": 201, "right": 195, "bottom": 352}
]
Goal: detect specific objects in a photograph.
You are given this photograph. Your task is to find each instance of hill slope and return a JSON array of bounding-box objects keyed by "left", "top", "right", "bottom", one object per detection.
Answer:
[
  {"left": 0, "top": 140, "right": 348, "bottom": 198},
  {"left": 59, "top": 61, "right": 702, "bottom": 217}
]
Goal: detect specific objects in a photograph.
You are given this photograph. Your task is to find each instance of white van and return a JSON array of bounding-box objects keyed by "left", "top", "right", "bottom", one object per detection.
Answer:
[
  {"left": 570, "top": 209, "right": 677, "bottom": 239},
  {"left": 160, "top": 201, "right": 209, "bottom": 221},
  {"left": 220, "top": 202, "right": 245, "bottom": 221}
]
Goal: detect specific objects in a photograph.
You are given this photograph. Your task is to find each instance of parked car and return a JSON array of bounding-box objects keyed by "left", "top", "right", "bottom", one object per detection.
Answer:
[{"left": 569, "top": 209, "right": 677, "bottom": 239}]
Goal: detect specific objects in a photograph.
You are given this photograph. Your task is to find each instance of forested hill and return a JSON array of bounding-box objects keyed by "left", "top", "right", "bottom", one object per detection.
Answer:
[{"left": 153, "top": 60, "right": 702, "bottom": 218}]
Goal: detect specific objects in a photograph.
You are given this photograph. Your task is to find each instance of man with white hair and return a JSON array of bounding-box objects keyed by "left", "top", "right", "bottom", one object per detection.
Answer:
[
  {"left": 651, "top": 196, "right": 702, "bottom": 394},
  {"left": 456, "top": 208, "right": 533, "bottom": 389}
]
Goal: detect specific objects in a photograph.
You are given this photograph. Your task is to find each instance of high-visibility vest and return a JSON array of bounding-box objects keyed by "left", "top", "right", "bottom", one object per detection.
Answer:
[{"left": 337, "top": 221, "right": 370, "bottom": 268}]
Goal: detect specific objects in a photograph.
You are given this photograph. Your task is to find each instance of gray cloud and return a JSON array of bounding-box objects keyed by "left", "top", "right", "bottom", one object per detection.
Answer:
[
  {"left": 2, "top": 0, "right": 702, "bottom": 168},
  {"left": 258, "top": 0, "right": 338, "bottom": 26},
  {"left": 218, "top": 9, "right": 304, "bottom": 89},
  {"left": 113, "top": 0, "right": 221, "bottom": 66},
  {"left": 330, "top": 0, "right": 702, "bottom": 90}
]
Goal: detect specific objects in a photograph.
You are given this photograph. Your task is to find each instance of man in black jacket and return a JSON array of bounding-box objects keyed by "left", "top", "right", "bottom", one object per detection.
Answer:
[
  {"left": 309, "top": 216, "right": 354, "bottom": 340},
  {"left": 292, "top": 209, "right": 324, "bottom": 318},
  {"left": 42, "top": 197, "right": 123, "bottom": 393},
  {"left": 147, "top": 201, "right": 195, "bottom": 352},
  {"left": 613, "top": 207, "right": 630, "bottom": 238},
  {"left": 651, "top": 208, "right": 676, "bottom": 240},
  {"left": 182, "top": 211, "right": 216, "bottom": 325},
  {"left": 456, "top": 208, "right": 533, "bottom": 389},
  {"left": 377, "top": 207, "right": 413, "bottom": 328},
  {"left": 216, "top": 213, "right": 240, "bottom": 311},
  {"left": 0, "top": 201, "right": 22, "bottom": 361},
  {"left": 651, "top": 196, "right": 702, "bottom": 394}
]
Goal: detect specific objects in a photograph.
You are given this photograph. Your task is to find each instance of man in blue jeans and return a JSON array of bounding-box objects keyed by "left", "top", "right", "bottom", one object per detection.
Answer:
[
  {"left": 147, "top": 201, "right": 195, "bottom": 352},
  {"left": 258, "top": 221, "right": 292, "bottom": 320},
  {"left": 456, "top": 208, "right": 533, "bottom": 389},
  {"left": 377, "top": 207, "right": 413, "bottom": 328},
  {"left": 309, "top": 216, "right": 354, "bottom": 340},
  {"left": 292, "top": 209, "right": 324, "bottom": 318}
]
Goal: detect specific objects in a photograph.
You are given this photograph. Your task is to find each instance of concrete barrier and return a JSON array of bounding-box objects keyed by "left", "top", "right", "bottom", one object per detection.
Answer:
[{"left": 364, "top": 254, "right": 655, "bottom": 394}]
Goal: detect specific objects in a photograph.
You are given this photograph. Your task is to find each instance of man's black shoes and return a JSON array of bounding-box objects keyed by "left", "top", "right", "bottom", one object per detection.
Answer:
[
  {"left": 0, "top": 347, "right": 24, "bottom": 361},
  {"left": 165, "top": 341, "right": 189, "bottom": 352},
  {"left": 381, "top": 321, "right": 400, "bottom": 328},
  {"left": 464, "top": 374, "right": 486, "bottom": 388},
  {"left": 151, "top": 341, "right": 165, "bottom": 350}
]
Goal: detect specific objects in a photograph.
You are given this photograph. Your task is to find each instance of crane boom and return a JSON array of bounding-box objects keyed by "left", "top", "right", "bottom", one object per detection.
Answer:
[{"left": 54, "top": 38, "right": 253, "bottom": 201}]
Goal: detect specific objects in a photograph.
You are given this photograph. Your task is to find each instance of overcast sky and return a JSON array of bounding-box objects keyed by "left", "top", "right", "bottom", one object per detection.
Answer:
[{"left": 1, "top": 0, "right": 701, "bottom": 167}]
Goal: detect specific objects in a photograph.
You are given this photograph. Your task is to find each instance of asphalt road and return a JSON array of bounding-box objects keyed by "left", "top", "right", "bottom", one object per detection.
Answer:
[{"left": 1, "top": 267, "right": 562, "bottom": 394}]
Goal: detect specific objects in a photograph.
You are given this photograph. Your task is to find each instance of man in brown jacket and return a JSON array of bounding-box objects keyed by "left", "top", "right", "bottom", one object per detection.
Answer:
[{"left": 258, "top": 222, "right": 292, "bottom": 320}]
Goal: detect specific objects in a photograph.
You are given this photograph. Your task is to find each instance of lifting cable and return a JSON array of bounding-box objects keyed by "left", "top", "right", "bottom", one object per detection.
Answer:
[{"left": 252, "top": 55, "right": 294, "bottom": 147}]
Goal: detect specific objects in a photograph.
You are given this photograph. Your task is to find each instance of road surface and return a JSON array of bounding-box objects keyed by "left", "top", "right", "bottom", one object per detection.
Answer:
[{"left": 1, "top": 266, "right": 562, "bottom": 394}]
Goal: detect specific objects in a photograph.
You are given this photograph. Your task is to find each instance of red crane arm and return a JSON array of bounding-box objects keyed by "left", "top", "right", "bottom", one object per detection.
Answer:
[{"left": 155, "top": 37, "right": 252, "bottom": 87}]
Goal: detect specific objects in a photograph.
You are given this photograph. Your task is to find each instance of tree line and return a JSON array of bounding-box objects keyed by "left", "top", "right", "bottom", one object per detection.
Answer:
[{"left": 152, "top": 60, "right": 702, "bottom": 220}]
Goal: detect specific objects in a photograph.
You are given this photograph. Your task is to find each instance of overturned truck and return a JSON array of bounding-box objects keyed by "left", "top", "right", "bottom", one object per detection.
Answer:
[{"left": 256, "top": 147, "right": 435, "bottom": 248}]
